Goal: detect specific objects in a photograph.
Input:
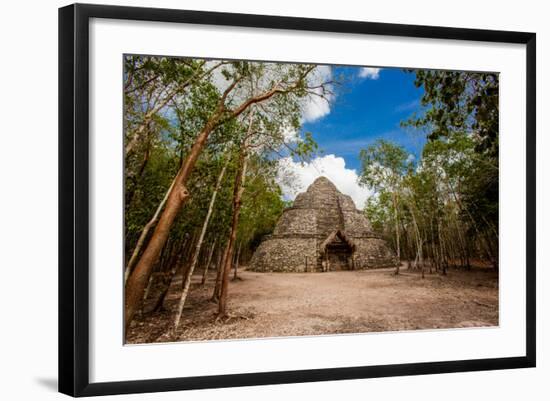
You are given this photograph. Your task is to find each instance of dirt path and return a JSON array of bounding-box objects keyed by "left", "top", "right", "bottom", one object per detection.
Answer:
[{"left": 126, "top": 266, "right": 499, "bottom": 344}]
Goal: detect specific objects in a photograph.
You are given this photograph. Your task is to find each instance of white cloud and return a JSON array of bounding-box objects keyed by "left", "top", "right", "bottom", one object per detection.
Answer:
[
  {"left": 358, "top": 67, "right": 381, "bottom": 80},
  {"left": 277, "top": 154, "right": 373, "bottom": 209},
  {"left": 281, "top": 126, "right": 301, "bottom": 143},
  {"left": 301, "top": 92, "right": 331, "bottom": 123},
  {"left": 301, "top": 65, "right": 334, "bottom": 123},
  {"left": 207, "top": 62, "right": 334, "bottom": 124}
]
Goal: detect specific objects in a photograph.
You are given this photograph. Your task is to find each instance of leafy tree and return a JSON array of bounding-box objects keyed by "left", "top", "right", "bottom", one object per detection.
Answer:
[
  {"left": 124, "top": 58, "right": 332, "bottom": 328},
  {"left": 359, "top": 140, "right": 411, "bottom": 274},
  {"left": 403, "top": 70, "right": 499, "bottom": 157}
]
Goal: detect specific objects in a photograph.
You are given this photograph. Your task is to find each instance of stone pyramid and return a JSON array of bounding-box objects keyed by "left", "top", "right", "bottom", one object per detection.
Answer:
[{"left": 249, "top": 176, "right": 397, "bottom": 272}]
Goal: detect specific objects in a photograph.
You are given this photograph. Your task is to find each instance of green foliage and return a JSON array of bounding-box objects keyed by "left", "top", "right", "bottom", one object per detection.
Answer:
[
  {"left": 293, "top": 132, "right": 319, "bottom": 160},
  {"left": 364, "top": 192, "right": 392, "bottom": 235},
  {"left": 360, "top": 70, "right": 499, "bottom": 268},
  {"left": 359, "top": 139, "right": 410, "bottom": 192},
  {"left": 239, "top": 155, "right": 286, "bottom": 251},
  {"left": 123, "top": 56, "right": 332, "bottom": 268},
  {"left": 402, "top": 69, "right": 499, "bottom": 157}
]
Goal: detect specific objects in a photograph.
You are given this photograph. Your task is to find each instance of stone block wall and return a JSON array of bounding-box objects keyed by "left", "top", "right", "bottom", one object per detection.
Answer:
[
  {"left": 342, "top": 210, "right": 372, "bottom": 235},
  {"left": 249, "top": 237, "right": 319, "bottom": 272},
  {"left": 273, "top": 208, "right": 317, "bottom": 236},
  {"left": 337, "top": 194, "right": 356, "bottom": 210},
  {"left": 249, "top": 176, "right": 398, "bottom": 272},
  {"left": 352, "top": 237, "right": 398, "bottom": 269}
]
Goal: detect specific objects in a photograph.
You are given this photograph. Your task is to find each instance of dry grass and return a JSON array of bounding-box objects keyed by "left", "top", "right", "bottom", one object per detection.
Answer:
[{"left": 126, "top": 265, "right": 498, "bottom": 344}]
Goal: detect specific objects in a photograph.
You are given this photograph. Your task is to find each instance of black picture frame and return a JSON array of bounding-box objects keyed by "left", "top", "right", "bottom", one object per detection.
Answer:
[{"left": 58, "top": 3, "right": 536, "bottom": 397}]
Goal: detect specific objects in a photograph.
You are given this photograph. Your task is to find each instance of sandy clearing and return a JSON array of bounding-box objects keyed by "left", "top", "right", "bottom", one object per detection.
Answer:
[{"left": 126, "top": 266, "right": 498, "bottom": 344}]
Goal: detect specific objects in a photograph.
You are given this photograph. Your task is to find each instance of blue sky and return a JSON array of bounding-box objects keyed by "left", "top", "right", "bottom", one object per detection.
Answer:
[
  {"left": 278, "top": 66, "right": 427, "bottom": 209},
  {"left": 303, "top": 66, "right": 426, "bottom": 171},
  {"left": 161, "top": 61, "right": 428, "bottom": 209}
]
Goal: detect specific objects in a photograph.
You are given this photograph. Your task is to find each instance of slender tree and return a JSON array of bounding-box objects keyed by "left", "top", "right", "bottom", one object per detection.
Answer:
[
  {"left": 201, "top": 238, "right": 217, "bottom": 286},
  {"left": 359, "top": 140, "right": 410, "bottom": 274},
  {"left": 173, "top": 153, "right": 230, "bottom": 329},
  {"left": 125, "top": 62, "right": 327, "bottom": 328}
]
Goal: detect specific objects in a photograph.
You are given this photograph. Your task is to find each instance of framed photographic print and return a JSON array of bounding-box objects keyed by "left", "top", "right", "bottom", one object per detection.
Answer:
[{"left": 58, "top": 3, "right": 536, "bottom": 397}]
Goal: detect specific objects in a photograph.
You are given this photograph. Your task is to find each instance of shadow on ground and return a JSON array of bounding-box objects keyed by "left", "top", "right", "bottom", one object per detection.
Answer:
[{"left": 35, "top": 377, "right": 57, "bottom": 392}]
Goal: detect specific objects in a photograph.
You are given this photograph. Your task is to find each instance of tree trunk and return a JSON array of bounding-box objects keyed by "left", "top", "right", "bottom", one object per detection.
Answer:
[
  {"left": 125, "top": 136, "right": 152, "bottom": 209},
  {"left": 173, "top": 158, "right": 229, "bottom": 329},
  {"left": 430, "top": 217, "right": 438, "bottom": 273},
  {"left": 212, "top": 242, "right": 229, "bottom": 302},
  {"left": 150, "top": 235, "right": 191, "bottom": 313},
  {"left": 233, "top": 242, "right": 242, "bottom": 280},
  {"left": 438, "top": 223, "right": 448, "bottom": 276},
  {"left": 392, "top": 192, "right": 401, "bottom": 275},
  {"left": 484, "top": 234, "right": 499, "bottom": 271},
  {"left": 152, "top": 278, "right": 171, "bottom": 312},
  {"left": 218, "top": 146, "right": 249, "bottom": 318},
  {"left": 152, "top": 267, "right": 179, "bottom": 313},
  {"left": 125, "top": 177, "right": 176, "bottom": 284},
  {"left": 158, "top": 236, "right": 174, "bottom": 272},
  {"left": 201, "top": 239, "right": 217, "bottom": 286},
  {"left": 139, "top": 273, "right": 155, "bottom": 316},
  {"left": 125, "top": 118, "right": 150, "bottom": 159},
  {"left": 125, "top": 120, "right": 218, "bottom": 329},
  {"left": 124, "top": 61, "right": 218, "bottom": 158},
  {"left": 403, "top": 224, "right": 413, "bottom": 270},
  {"left": 125, "top": 74, "right": 314, "bottom": 328},
  {"left": 142, "top": 274, "right": 154, "bottom": 304},
  {"left": 408, "top": 204, "right": 424, "bottom": 278}
]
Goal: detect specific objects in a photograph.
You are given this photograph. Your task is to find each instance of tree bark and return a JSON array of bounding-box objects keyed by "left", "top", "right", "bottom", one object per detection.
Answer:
[
  {"left": 392, "top": 192, "right": 401, "bottom": 275},
  {"left": 438, "top": 222, "right": 448, "bottom": 275},
  {"left": 408, "top": 202, "right": 424, "bottom": 277},
  {"left": 125, "top": 119, "right": 218, "bottom": 328},
  {"left": 125, "top": 134, "right": 152, "bottom": 209},
  {"left": 125, "top": 71, "right": 316, "bottom": 328},
  {"left": 233, "top": 242, "right": 242, "bottom": 280},
  {"left": 150, "top": 235, "right": 191, "bottom": 313},
  {"left": 173, "top": 157, "right": 229, "bottom": 329},
  {"left": 125, "top": 61, "right": 223, "bottom": 158},
  {"left": 218, "top": 144, "right": 249, "bottom": 318},
  {"left": 201, "top": 239, "right": 217, "bottom": 286},
  {"left": 125, "top": 177, "right": 176, "bottom": 284},
  {"left": 212, "top": 242, "right": 230, "bottom": 302}
]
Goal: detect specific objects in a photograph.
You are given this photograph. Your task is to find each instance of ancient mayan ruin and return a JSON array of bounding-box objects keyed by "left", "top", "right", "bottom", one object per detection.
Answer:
[{"left": 249, "top": 176, "right": 398, "bottom": 272}]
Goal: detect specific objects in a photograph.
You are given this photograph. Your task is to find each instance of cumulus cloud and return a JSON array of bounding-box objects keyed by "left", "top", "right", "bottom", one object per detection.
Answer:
[
  {"left": 277, "top": 154, "right": 373, "bottom": 209},
  {"left": 206, "top": 62, "right": 334, "bottom": 124},
  {"left": 301, "top": 92, "right": 331, "bottom": 123},
  {"left": 281, "top": 126, "right": 301, "bottom": 143},
  {"left": 358, "top": 67, "right": 381, "bottom": 80}
]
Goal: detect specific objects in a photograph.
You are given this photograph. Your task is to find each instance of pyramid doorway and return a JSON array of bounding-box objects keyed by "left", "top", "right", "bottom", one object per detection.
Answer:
[{"left": 321, "top": 230, "right": 355, "bottom": 271}]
